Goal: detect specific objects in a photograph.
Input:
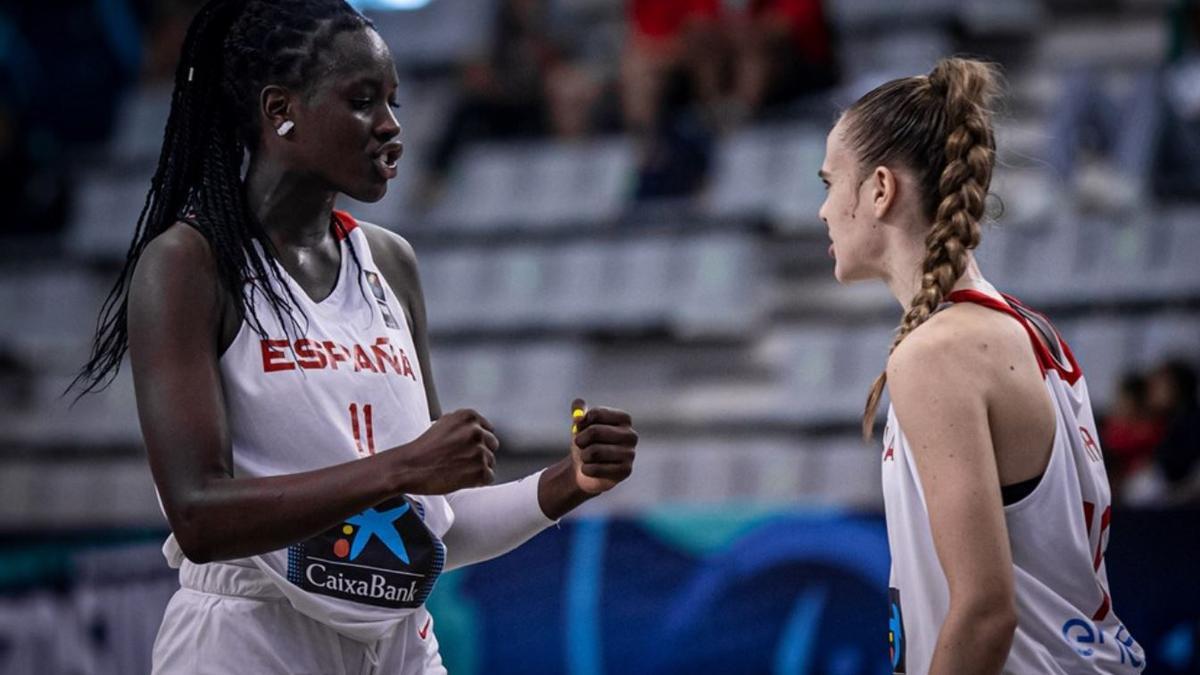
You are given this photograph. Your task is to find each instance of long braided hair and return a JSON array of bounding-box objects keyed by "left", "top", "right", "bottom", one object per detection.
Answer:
[
  {"left": 849, "top": 57, "right": 1001, "bottom": 439},
  {"left": 73, "top": 0, "right": 374, "bottom": 396}
]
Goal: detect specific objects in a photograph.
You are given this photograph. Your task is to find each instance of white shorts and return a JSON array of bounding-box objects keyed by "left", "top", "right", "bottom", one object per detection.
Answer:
[{"left": 152, "top": 560, "right": 445, "bottom": 675}]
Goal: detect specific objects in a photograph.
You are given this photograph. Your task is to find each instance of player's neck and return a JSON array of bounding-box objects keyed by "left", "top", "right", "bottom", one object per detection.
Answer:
[
  {"left": 881, "top": 234, "right": 928, "bottom": 309},
  {"left": 244, "top": 157, "right": 338, "bottom": 248},
  {"left": 883, "top": 241, "right": 990, "bottom": 312}
]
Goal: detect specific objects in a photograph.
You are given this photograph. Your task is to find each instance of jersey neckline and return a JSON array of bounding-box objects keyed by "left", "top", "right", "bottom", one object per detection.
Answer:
[{"left": 274, "top": 210, "right": 359, "bottom": 307}]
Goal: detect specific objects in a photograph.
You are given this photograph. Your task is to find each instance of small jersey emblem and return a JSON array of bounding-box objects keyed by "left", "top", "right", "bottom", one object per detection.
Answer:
[{"left": 366, "top": 271, "right": 402, "bottom": 329}]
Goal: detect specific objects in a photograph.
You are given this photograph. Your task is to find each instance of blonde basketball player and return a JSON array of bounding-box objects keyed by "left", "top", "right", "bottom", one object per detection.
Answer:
[{"left": 818, "top": 57, "right": 1145, "bottom": 674}]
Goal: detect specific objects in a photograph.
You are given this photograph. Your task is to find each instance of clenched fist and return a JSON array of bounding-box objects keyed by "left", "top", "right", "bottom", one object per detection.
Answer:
[
  {"left": 569, "top": 398, "right": 638, "bottom": 495},
  {"left": 399, "top": 408, "right": 498, "bottom": 494}
]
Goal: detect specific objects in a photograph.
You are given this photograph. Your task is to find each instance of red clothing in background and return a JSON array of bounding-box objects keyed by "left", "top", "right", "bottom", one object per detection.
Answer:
[
  {"left": 630, "top": 0, "right": 722, "bottom": 43},
  {"left": 1102, "top": 415, "right": 1165, "bottom": 476}
]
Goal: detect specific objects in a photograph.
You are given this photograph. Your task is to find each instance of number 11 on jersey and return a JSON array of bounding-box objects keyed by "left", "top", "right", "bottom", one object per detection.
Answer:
[{"left": 349, "top": 402, "right": 375, "bottom": 456}]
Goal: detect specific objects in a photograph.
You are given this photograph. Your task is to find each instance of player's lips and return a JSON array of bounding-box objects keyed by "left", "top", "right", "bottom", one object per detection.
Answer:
[{"left": 371, "top": 141, "right": 403, "bottom": 180}]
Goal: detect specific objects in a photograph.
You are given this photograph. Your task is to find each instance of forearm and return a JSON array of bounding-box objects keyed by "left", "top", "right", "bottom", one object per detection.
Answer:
[
  {"left": 441, "top": 466, "right": 569, "bottom": 571},
  {"left": 538, "top": 456, "right": 597, "bottom": 520},
  {"left": 928, "top": 604, "right": 1016, "bottom": 675},
  {"left": 165, "top": 450, "right": 416, "bottom": 563}
]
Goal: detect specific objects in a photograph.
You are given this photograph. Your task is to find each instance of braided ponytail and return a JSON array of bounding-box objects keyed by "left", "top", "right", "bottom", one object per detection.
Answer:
[{"left": 847, "top": 58, "right": 1001, "bottom": 439}]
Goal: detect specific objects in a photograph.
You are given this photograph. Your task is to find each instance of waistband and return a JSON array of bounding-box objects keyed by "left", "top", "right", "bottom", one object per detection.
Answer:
[{"left": 178, "top": 558, "right": 286, "bottom": 600}]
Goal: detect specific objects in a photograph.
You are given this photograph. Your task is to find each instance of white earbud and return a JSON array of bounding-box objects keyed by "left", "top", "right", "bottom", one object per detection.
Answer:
[{"left": 276, "top": 120, "right": 295, "bottom": 137}]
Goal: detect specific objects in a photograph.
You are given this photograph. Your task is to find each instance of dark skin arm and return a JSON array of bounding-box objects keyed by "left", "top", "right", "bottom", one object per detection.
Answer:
[
  {"left": 361, "top": 223, "right": 638, "bottom": 520},
  {"left": 128, "top": 223, "right": 498, "bottom": 564}
]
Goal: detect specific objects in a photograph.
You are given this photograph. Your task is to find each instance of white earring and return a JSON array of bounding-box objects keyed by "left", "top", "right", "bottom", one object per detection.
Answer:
[{"left": 276, "top": 120, "right": 295, "bottom": 137}]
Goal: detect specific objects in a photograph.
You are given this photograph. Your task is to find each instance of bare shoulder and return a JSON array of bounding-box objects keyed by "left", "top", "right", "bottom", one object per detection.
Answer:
[
  {"left": 357, "top": 221, "right": 418, "bottom": 274},
  {"left": 887, "top": 303, "right": 1025, "bottom": 392},
  {"left": 131, "top": 222, "right": 221, "bottom": 303},
  {"left": 127, "top": 222, "right": 224, "bottom": 354},
  {"left": 138, "top": 222, "right": 214, "bottom": 272}
]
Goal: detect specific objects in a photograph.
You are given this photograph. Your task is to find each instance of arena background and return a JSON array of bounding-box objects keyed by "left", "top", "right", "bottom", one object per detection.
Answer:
[{"left": 1, "top": 0, "right": 1199, "bottom": 673}]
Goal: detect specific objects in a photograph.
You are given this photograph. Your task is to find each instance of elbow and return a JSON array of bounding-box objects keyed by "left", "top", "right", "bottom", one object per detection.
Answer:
[
  {"left": 172, "top": 524, "right": 215, "bottom": 564},
  {"left": 953, "top": 595, "right": 1018, "bottom": 649},
  {"left": 988, "top": 604, "right": 1019, "bottom": 645},
  {"left": 982, "top": 605, "right": 1018, "bottom": 663},
  {"left": 166, "top": 499, "right": 217, "bottom": 564}
]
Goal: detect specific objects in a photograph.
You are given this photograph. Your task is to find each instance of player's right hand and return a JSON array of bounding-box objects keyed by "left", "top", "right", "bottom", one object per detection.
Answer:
[{"left": 399, "top": 408, "right": 498, "bottom": 494}]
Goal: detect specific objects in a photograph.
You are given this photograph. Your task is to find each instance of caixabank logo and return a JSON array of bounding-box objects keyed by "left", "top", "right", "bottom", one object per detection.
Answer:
[{"left": 287, "top": 496, "right": 444, "bottom": 609}]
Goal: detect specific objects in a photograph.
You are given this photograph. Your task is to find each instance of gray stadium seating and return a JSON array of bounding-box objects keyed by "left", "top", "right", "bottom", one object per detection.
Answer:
[
  {"left": 66, "top": 168, "right": 153, "bottom": 261},
  {"left": 107, "top": 84, "right": 172, "bottom": 167},
  {"left": 1057, "top": 317, "right": 1138, "bottom": 410},
  {"left": 670, "top": 233, "right": 766, "bottom": 337},
  {"left": 0, "top": 268, "right": 103, "bottom": 368},
  {"left": 7, "top": 0, "right": 1200, "bottom": 524},
  {"left": 430, "top": 138, "right": 633, "bottom": 231},
  {"left": 707, "top": 124, "right": 824, "bottom": 226}
]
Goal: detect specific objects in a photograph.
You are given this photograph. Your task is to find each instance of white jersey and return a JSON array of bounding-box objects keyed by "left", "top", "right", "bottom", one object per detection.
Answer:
[
  {"left": 161, "top": 211, "right": 453, "bottom": 653},
  {"left": 881, "top": 290, "right": 1145, "bottom": 674}
]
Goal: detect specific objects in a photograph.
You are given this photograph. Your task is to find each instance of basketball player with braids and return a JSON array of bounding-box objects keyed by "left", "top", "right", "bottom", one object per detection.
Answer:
[
  {"left": 74, "top": 1, "right": 638, "bottom": 671},
  {"left": 818, "top": 58, "right": 1144, "bottom": 674}
]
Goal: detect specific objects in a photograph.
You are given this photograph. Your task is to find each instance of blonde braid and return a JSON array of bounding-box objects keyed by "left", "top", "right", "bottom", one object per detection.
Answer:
[{"left": 860, "top": 58, "right": 999, "bottom": 440}]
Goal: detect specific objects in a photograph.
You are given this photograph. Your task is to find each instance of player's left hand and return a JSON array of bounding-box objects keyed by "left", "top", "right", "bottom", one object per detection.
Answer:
[{"left": 569, "top": 398, "right": 638, "bottom": 495}]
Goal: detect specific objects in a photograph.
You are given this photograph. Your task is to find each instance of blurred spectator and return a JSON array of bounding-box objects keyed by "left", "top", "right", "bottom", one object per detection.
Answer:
[
  {"left": 1045, "top": 68, "right": 1162, "bottom": 213},
  {"left": 726, "top": 0, "right": 838, "bottom": 126},
  {"left": 416, "top": 0, "right": 618, "bottom": 207},
  {"left": 620, "top": 0, "right": 837, "bottom": 132},
  {"left": 620, "top": 0, "right": 724, "bottom": 135},
  {"left": 1148, "top": 359, "right": 1200, "bottom": 496},
  {"left": 1126, "top": 358, "right": 1200, "bottom": 505},
  {"left": 1102, "top": 373, "right": 1166, "bottom": 497},
  {"left": 1155, "top": 0, "right": 1200, "bottom": 199},
  {"left": 545, "top": 61, "right": 610, "bottom": 140},
  {"left": 620, "top": 0, "right": 836, "bottom": 200},
  {"left": 419, "top": 0, "right": 562, "bottom": 204},
  {"left": 631, "top": 110, "right": 713, "bottom": 200},
  {"left": 1047, "top": 0, "right": 1200, "bottom": 209}
]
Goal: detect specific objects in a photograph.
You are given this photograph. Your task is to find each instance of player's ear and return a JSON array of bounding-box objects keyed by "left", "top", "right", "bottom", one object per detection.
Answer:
[
  {"left": 871, "top": 166, "right": 898, "bottom": 220},
  {"left": 260, "top": 85, "right": 296, "bottom": 138}
]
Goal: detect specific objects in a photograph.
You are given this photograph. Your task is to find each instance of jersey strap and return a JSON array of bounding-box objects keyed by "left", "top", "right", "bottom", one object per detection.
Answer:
[
  {"left": 332, "top": 209, "right": 360, "bottom": 241},
  {"left": 945, "top": 290, "right": 1082, "bottom": 385}
]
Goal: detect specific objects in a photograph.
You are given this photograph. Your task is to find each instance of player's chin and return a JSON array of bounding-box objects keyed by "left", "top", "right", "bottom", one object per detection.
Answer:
[
  {"left": 833, "top": 259, "right": 870, "bottom": 285},
  {"left": 832, "top": 259, "right": 851, "bottom": 284},
  {"left": 344, "top": 178, "right": 389, "bottom": 204}
]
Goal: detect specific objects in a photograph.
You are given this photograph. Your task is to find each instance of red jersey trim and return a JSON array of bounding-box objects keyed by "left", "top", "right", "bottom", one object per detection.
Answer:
[
  {"left": 332, "top": 210, "right": 359, "bottom": 241},
  {"left": 946, "top": 290, "right": 1083, "bottom": 385}
]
